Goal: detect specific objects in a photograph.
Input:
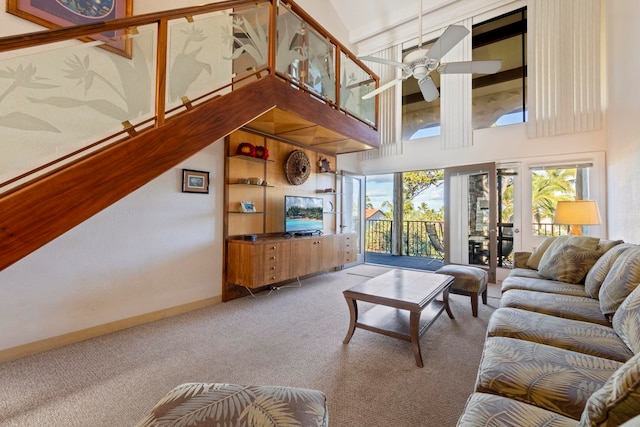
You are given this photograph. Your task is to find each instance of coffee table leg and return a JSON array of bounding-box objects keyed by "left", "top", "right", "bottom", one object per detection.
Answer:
[
  {"left": 443, "top": 288, "right": 455, "bottom": 319},
  {"left": 342, "top": 295, "right": 358, "bottom": 344},
  {"left": 409, "top": 311, "right": 424, "bottom": 368}
]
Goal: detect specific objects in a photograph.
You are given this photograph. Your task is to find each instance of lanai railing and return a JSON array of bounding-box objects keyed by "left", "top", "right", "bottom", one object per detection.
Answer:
[
  {"left": 365, "top": 219, "right": 445, "bottom": 259},
  {"left": 0, "top": 0, "right": 379, "bottom": 193}
]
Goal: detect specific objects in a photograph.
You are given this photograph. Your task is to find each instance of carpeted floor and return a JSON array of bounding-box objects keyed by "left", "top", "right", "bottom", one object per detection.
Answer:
[{"left": 0, "top": 265, "right": 501, "bottom": 427}]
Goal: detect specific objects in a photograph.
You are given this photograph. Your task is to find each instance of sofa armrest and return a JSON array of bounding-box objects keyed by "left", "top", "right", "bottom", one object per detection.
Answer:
[{"left": 513, "top": 251, "right": 532, "bottom": 269}]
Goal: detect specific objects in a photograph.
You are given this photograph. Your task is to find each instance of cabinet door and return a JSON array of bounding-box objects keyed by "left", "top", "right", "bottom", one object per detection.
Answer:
[
  {"left": 290, "top": 239, "right": 319, "bottom": 277},
  {"left": 320, "top": 235, "right": 341, "bottom": 270},
  {"left": 227, "top": 242, "right": 261, "bottom": 287}
]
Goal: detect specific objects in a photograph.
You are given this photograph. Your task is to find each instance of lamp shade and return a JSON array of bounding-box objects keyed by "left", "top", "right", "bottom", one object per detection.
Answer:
[{"left": 554, "top": 200, "right": 601, "bottom": 235}]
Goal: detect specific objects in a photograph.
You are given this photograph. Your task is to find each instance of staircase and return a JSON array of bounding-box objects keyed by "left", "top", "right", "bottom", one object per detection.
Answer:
[{"left": 0, "top": 0, "right": 379, "bottom": 271}]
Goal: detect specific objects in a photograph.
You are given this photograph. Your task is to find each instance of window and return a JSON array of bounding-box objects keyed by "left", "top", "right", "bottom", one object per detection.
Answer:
[
  {"left": 530, "top": 164, "right": 593, "bottom": 236},
  {"left": 472, "top": 8, "right": 527, "bottom": 130}
]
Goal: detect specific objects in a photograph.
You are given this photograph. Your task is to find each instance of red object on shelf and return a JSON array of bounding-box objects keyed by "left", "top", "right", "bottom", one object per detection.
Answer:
[
  {"left": 255, "top": 146, "right": 269, "bottom": 160},
  {"left": 237, "top": 142, "right": 256, "bottom": 157}
]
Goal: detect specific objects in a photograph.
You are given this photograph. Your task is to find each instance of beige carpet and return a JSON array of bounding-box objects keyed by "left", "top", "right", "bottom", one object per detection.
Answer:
[{"left": 0, "top": 265, "right": 501, "bottom": 427}]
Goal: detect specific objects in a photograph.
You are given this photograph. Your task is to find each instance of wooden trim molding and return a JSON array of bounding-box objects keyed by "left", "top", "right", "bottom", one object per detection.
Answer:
[{"left": 0, "top": 296, "right": 222, "bottom": 364}]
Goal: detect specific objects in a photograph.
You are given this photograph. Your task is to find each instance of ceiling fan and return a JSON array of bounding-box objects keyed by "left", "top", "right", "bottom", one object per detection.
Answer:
[{"left": 359, "top": 2, "right": 502, "bottom": 102}]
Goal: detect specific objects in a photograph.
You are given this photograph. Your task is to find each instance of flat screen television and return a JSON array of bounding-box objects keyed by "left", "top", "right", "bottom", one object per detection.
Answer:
[{"left": 285, "top": 196, "right": 323, "bottom": 234}]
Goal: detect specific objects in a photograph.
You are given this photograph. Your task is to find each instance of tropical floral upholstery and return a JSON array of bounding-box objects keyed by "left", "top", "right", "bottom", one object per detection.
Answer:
[
  {"left": 580, "top": 352, "right": 640, "bottom": 426},
  {"left": 501, "top": 289, "right": 610, "bottom": 326},
  {"left": 502, "top": 276, "right": 589, "bottom": 297},
  {"left": 585, "top": 243, "right": 634, "bottom": 298},
  {"left": 599, "top": 245, "right": 640, "bottom": 317},
  {"left": 458, "top": 237, "right": 640, "bottom": 427},
  {"left": 487, "top": 307, "right": 633, "bottom": 362},
  {"left": 537, "top": 245, "right": 603, "bottom": 284},
  {"left": 457, "top": 392, "right": 578, "bottom": 427},
  {"left": 475, "top": 337, "right": 622, "bottom": 419},
  {"left": 536, "top": 236, "right": 601, "bottom": 270},
  {"left": 526, "top": 237, "right": 558, "bottom": 269},
  {"left": 613, "top": 285, "right": 640, "bottom": 354},
  {"left": 136, "top": 383, "right": 328, "bottom": 427}
]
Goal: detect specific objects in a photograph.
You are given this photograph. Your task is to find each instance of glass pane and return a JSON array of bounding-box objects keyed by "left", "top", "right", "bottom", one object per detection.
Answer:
[
  {"left": 167, "top": 10, "right": 236, "bottom": 110},
  {"left": 340, "top": 52, "right": 375, "bottom": 125},
  {"left": 472, "top": 8, "right": 527, "bottom": 130},
  {"left": 276, "top": 6, "right": 336, "bottom": 102},
  {"left": 402, "top": 41, "right": 441, "bottom": 140},
  {"left": 531, "top": 166, "right": 592, "bottom": 236},
  {"left": 0, "top": 26, "right": 157, "bottom": 186},
  {"left": 498, "top": 168, "right": 516, "bottom": 267},
  {"left": 365, "top": 174, "right": 393, "bottom": 254}
]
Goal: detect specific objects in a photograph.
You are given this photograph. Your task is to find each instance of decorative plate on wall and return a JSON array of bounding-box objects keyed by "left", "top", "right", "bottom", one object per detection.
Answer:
[{"left": 284, "top": 149, "right": 311, "bottom": 185}]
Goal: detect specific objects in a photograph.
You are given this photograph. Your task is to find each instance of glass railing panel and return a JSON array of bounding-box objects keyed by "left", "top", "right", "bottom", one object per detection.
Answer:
[
  {"left": 166, "top": 4, "right": 269, "bottom": 112},
  {"left": 275, "top": 5, "right": 336, "bottom": 103},
  {"left": 0, "top": 26, "right": 157, "bottom": 187},
  {"left": 340, "top": 52, "right": 376, "bottom": 125}
]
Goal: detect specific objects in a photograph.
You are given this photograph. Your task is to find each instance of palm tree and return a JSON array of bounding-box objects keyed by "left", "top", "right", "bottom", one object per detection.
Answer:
[{"left": 531, "top": 169, "right": 576, "bottom": 225}]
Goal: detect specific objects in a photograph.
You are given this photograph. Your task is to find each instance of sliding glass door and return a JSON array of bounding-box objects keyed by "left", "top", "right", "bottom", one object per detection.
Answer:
[{"left": 444, "top": 163, "right": 497, "bottom": 283}]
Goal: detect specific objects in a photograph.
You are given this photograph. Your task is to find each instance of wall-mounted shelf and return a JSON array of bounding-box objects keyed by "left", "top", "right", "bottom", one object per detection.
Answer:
[
  {"left": 229, "top": 154, "right": 274, "bottom": 163},
  {"left": 229, "top": 183, "right": 274, "bottom": 188},
  {"left": 228, "top": 211, "right": 266, "bottom": 214}
]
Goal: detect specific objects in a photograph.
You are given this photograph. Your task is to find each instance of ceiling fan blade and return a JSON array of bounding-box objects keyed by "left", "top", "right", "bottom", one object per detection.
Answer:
[
  {"left": 418, "top": 76, "right": 439, "bottom": 102},
  {"left": 358, "top": 55, "right": 408, "bottom": 70},
  {"left": 438, "top": 60, "right": 503, "bottom": 74},
  {"left": 362, "top": 77, "right": 402, "bottom": 99},
  {"left": 426, "top": 25, "right": 470, "bottom": 61}
]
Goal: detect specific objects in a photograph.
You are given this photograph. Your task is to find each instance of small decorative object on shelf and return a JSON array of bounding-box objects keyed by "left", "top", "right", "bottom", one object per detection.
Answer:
[
  {"left": 255, "top": 145, "right": 269, "bottom": 160},
  {"left": 318, "top": 156, "right": 331, "bottom": 173},
  {"left": 327, "top": 201, "right": 334, "bottom": 212},
  {"left": 237, "top": 178, "right": 249, "bottom": 184},
  {"left": 249, "top": 177, "right": 262, "bottom": 185},
  {"left": 324, "top": 188, "right": 335, "bottom": 193},
  {"left": 237, "top": 142, "right": 256, "bottom": 157},
  {"left": 240, "top": 201, "right": 256, "bottom": 213}
]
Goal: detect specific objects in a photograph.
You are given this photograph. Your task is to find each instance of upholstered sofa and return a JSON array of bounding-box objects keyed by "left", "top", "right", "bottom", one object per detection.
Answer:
[{"left": 457, "top": 235, "right": 640, "bottom": 426}]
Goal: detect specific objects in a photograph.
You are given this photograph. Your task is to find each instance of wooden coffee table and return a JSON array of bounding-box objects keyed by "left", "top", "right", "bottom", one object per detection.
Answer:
[{"left": 342, "top": 269, "right": 455, "bottom": 367}]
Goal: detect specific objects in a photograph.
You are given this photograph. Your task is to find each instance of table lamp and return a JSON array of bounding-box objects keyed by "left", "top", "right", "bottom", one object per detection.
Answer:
[{"left": 554, "top": 200, "right": 601, "bottom": 235}]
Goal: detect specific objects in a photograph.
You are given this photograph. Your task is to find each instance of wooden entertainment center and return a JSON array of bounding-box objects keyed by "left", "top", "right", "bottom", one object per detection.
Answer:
[{"left": 223, "top": 129, "right": 356, "bottom": 301}]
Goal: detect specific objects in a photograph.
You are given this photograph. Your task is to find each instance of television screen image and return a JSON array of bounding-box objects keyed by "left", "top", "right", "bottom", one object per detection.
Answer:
[{"left": 285, "top": 196, "right": 323, "bottom": 233}]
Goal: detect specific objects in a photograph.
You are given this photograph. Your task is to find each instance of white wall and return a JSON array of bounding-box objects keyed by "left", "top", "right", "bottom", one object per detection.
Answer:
[{"left": 605, "top": 0, "right": 640, "bottom": 242}]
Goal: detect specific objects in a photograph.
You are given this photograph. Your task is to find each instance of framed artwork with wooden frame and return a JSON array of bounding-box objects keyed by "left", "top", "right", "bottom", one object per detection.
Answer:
[
  {"left": 182, "top": 169, "right": 210, "bottom": 194},
  {"left": 7, "top": 0, "right": 134, "bottom": 58}
]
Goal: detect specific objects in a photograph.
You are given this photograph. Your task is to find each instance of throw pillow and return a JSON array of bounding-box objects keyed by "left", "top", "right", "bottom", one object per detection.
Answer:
[
  {"left": 537, "top": 235, "right": 601, "bottom": 271},
  {"left": 537, "top": 244, "right": 603, "bottom": 284},
  {"left": 599, "top": 245, "right": 640, "bottom": 317},
  {"left": 597, "top": 239, "right": 625, "bottom": 254},
  {"left": 580, "top": 352, "right": 640, "bottom": 426},
  {"left": 526, "top": 236, "right": 557, "bottom": 270},
  {"left": 612, "top": 284, "right": 640, "bottom": 354},
  {"left": 585, "top": 243, "right": 634, "bottom": 298}
]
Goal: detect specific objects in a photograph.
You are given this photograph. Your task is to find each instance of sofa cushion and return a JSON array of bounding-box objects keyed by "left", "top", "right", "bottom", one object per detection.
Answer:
[
  {"left": 613, "top": 285, "right": 640, "bottom": 354},
  {"left": 508, "top": 267, "right": 546, "bottom": 279},
  {"left": 457, "top": 392, "right": 578, "bottom": 427},
  {"left": 501, "top": 276, "right": 589, "bottom": 297},
  {"left": 501, "top": 289, "right": 610, "bottom": 326},
  {"left": 538, "top": 244, "right": 602, "bottom": 284},
  {"left": 475, "top": 337, "right": 622, "bottom": 420},
  {"left": 536, "top": 235, "right": 601, "bottom": 272},
  {"left": 599, "top": 245, "right": 640, "bottom": 317},
  {"left": 526, "top": 236, "right": 557, "bottom": 270},
  {"left": 585, "top": 243, "right": 634, "bottom": 298},
  {"left": 580, "top": 352, "right": 640, "bottom": 427},
  {"left": 488, "top": 308, "right": 633, "bottom": 362}
]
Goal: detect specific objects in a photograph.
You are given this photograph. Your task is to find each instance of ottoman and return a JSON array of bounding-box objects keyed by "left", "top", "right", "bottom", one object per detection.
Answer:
[
  {"left": 136, "top": 383, "right": 329, "bottom": 426},
  {"left": 435, "top": 264, "right": 488, "bottom": 317}
]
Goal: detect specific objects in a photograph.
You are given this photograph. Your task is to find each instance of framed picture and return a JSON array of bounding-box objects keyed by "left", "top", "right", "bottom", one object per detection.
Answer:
[
  {"left": 182, "top": 169, "right": 209, "bottom": 194},
  {"left": 7, "top": 0, "right": 134, "bottom": 57},
  {"left": 240, "top": 201, "right": 256, "bottom": 213}
]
